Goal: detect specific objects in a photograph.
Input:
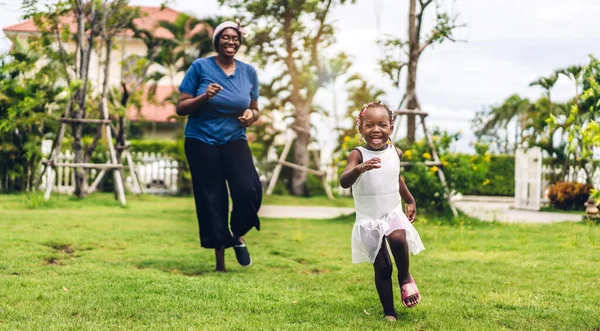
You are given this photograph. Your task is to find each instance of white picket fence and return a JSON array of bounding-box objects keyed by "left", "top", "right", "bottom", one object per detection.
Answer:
[
  {"left": 542, "top": 165, "right": 600, "bottom": 195},
  {"left": 40, "top": 150, "right": 179, "bottom": 195},
  {"left": 127, "top": 152, "right": 179, "bottom": 195}
]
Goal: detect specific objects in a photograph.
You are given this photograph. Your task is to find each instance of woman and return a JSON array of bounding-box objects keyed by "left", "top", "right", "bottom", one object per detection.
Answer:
[{"left": 176, "top": 21, "right": 262, "bottom": 272}]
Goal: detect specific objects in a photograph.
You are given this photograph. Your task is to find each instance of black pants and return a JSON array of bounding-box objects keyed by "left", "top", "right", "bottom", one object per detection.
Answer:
[{"left": 185, "top": 138, "right": 262, "bottom": 249}]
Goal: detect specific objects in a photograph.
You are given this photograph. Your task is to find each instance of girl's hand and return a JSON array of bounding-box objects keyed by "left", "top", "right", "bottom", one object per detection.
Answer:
[
  {"left": 205, "top": 83, "right": 223, "bottom": 98},
  {"left": 357, "top": 157, "right": 381, "bottom": 173},
  {"left": 405, "top": 203, "right": 416, "bottom": 223},
  {"left": 238, "top": 109, "right": 255, "bottom": 126}
]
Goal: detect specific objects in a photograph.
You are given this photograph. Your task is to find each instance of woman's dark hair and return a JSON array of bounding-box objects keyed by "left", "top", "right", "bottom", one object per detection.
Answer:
[{"left": 213, "top": 28, "right": 243, "bottom": 50}]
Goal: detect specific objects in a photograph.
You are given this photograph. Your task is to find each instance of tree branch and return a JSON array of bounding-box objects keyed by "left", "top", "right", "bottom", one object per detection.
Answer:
[
  {"left": 416, "top": 0, "right": 433, "bottom": 47},
  {"left": 51, "top": 17, "right": 72, "bottom": 86},
  {"left": 418, "top": 15, "right": 466, "bottom": 55}
]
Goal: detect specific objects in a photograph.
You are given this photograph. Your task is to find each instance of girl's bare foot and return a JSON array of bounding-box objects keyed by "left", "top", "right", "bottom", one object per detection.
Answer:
[{"left": 384, "top": 315, "right": 397, "bottom": 321}]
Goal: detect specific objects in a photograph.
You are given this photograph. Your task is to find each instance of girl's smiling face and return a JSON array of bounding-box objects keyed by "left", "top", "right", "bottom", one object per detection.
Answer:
[{"left": 359, "top": 106, "right": 393, "bottom": 150}]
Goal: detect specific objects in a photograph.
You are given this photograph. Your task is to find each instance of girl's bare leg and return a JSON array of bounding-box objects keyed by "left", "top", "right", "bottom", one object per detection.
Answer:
[
  {"left": 387, "top": 229, "right": 419, "bottom": 307},
  {"left": 373, "top": 240, "right": 397, "bottom": 320}
]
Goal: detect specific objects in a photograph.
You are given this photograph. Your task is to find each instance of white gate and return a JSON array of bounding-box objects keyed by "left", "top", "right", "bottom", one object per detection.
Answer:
[{"left": 514, "top": 147, "right": 543, "bottom": 210}]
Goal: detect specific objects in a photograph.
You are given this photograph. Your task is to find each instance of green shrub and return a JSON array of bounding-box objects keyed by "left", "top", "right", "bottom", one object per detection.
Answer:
[
  {"left": 466, "top": 155, "right": 515, "bottom": 196},
  {"left": 128, "top": 140, "right": 178, "bottom": 154},
  {"left": 547, "top": 181, "right": 592, "bottom": 210},
  {"left": 398, "top": 133, "right": 493, "bottom": 211},
  {"left": 305, "top": 173, "right": 326, "bottom": 197},
  {"left": 403, "top": 162, "right": 448, "bottom": 211}
]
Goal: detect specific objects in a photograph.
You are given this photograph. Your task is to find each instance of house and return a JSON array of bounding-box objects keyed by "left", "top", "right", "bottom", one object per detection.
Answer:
[{"left": 2, "top": 6, "right": 201, "bottom": 140}]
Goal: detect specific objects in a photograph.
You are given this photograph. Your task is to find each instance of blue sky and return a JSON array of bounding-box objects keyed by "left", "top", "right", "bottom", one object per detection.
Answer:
[{"left": 1, "top": 0, "right": 599, "bottom": 154}]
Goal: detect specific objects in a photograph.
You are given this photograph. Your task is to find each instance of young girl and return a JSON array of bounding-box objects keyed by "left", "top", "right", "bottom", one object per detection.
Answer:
[{"left": 340, "top": 101, "right": 425, "bottom": 321}]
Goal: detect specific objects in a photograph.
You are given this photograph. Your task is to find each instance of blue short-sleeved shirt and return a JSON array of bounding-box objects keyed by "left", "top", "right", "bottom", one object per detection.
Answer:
[{"left": 178, "top": 57, "right": 259, "bottom": 145}]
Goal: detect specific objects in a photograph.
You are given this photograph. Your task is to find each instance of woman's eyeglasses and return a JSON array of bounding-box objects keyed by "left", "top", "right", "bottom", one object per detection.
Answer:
[{"left": 220, "top": 35, "right": 240, "bottom": 43}]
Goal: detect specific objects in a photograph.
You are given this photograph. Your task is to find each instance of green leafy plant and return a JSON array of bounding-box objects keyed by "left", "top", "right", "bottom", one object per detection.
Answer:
[{"left": 589, "top": 188, "right": 600, "bottom": 206}]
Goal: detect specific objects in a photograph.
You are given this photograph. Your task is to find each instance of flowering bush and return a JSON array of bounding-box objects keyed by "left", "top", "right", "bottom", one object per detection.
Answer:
[
  {"left": 397, "top": 132, "right": 493, "bottom": 211},
  {"left": 548, "top": 182, "right": 592, "bottom": 210}
]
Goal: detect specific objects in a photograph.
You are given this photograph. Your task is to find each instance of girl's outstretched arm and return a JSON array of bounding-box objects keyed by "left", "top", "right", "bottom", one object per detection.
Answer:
[{"left": 339, "top": 149, "right": 381, "bottom": 188}]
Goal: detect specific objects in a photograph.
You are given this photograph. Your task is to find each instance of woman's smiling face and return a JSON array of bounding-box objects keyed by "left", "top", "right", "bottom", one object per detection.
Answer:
[
  {"left": 218, "top": 28, "right": 240, "bottom": 58},
  {"left": 359, "top": 106, "right": 393, "bottom": 150}
]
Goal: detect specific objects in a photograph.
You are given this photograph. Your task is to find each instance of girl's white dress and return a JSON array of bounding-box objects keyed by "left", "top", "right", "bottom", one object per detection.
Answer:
[{"left": 351, "top": 145, "right": 425, "bottom": 264}]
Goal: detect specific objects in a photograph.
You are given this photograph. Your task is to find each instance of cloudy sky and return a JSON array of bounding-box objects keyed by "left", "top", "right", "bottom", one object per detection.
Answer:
[{"left": 2, "top": 0, "right": 599, "bottom": 154}]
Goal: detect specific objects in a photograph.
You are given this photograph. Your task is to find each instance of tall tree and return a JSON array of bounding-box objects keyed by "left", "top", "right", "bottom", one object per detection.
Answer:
[
  {"left": 326, "top": 52, "right": 351, "bottom": 133},
  {"left": 473, "top": 94, "right": 532, "bottom": 153},
  {"left": 529, "top": 73, "right": 558, "bottom": 110},
  {"left": 380, "top": 0, "right": 464, "bottom": 143},
  {"left": 219, "top": 0, "right": 353, "bottom": 195},
  {"left": 23, "top": 0, "right": 143, "bottom": 197},
  {"left": 556, "top": 65, "right": 583, "bottom": 103}
]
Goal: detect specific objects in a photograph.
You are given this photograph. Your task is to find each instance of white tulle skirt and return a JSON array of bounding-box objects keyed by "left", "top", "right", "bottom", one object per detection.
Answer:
[{"left": 351, "top": 206, "right": 425, "bottom": 264}]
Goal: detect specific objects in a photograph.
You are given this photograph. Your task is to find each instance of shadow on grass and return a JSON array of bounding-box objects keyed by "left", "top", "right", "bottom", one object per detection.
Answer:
[{"left": 135, "top": 259, "right": 215, "bottom": 277}]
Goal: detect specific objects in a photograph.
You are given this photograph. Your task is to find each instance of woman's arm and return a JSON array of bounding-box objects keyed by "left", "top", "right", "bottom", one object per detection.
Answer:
[
  {"left": 340, "top": 150, "right": 381, "bottom": 188},
  {"left": 176, "top": 83, "right": 222, "bottom": 116},
  {"left": 239, "top": 99, "right": 260, "bottom": 126},
  {"left": 250, "top": 99, "right": 259, "bottom": 121},
  {"left": 176, "top": 93, "right": 208, "bottom": 116}
]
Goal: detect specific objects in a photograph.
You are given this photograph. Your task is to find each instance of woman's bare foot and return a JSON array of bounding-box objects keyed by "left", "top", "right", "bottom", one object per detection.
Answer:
[{"left": 384, "top": 315, "right": 397, "bottom": 321}]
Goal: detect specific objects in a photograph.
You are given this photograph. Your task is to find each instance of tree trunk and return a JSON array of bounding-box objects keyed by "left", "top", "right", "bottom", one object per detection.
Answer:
[
  {"left": 405, "top": 59, "right": 420, "bottom": 144},
  {"left": 291, "top": 103, "right": 311, "bottom": 196},
  {"left": 72, "top": 5, "right": 95, "bottom": 198},
  {"left": 405, "top": 0, "right": 420, "bottom": 144},
  {"left": 72, "top": 134, "right": 87, "bottom": 196}
]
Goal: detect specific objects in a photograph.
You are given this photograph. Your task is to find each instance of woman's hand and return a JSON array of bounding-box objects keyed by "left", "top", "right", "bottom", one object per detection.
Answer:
[
  {"left": 357, "top": 157, "right": 381, "bottom": 173},
  {"left": 405, "top": 203, "right": 417, "bottom": 223},
  {"left": 205, "top": 83, "right": 223, "bottom": 98},
  {"left": 238, "top": 109, "right": 256, "bottom": 127}
]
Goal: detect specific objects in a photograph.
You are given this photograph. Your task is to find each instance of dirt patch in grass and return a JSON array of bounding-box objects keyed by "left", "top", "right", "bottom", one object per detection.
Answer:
[
  {"left": 44, "top": 257, "right": 63, "bottom": 266},
  {"left": 44, "top": 243, "right": 75, "bottom": 255}
]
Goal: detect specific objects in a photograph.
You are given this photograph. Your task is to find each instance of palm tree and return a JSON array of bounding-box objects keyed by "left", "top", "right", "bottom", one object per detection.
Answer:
[
  {"left": 529, "top": 73, "right": 558, "bottom": 109},
  {"left": 326, "top": 52, "right": 351, "bottom": 133},
  {"left": 473, "top": 94, "right": 532, "bottom": 153},
  {"left": 556, "top": 65, "right": 583, "bottom": 103}
]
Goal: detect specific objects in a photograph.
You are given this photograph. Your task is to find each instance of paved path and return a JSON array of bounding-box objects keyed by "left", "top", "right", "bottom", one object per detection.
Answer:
[
  {"left": 258, "top": 196, "right": 584, "bottom": 224},
  {"left": 451, "top": 196, "right": 583, "bottom": 223}
]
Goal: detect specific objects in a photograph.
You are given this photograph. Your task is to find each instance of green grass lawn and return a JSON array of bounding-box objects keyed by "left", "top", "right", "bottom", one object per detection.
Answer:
[{"left": 1, "top": 193, "right": 599, "bottom": 330}]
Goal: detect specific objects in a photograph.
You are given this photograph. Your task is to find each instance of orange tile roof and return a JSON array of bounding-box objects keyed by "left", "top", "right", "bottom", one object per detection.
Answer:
[
  {"left": 2, "top": 6, "right": 202, "bottom": 39},
  {"left": 126, "top": 85, "right": 178, "bottom": 123}
]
